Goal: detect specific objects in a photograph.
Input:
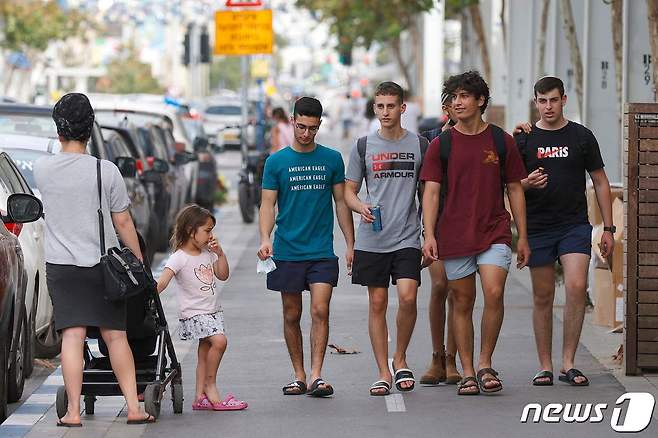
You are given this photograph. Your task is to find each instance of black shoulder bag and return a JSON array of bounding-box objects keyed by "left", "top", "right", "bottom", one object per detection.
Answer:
[{"left": 96, "top": 159, "right": 154, "bottom": 301}]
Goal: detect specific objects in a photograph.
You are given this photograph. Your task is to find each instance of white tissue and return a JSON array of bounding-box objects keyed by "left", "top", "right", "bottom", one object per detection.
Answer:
[{"left": 257, "top": 257, "right": 277, "bottom": 274}]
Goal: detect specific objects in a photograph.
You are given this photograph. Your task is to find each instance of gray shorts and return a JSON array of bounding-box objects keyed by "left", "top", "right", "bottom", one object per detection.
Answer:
[{"left": 443, "top": 244, "right": 512, "bottom": 281}]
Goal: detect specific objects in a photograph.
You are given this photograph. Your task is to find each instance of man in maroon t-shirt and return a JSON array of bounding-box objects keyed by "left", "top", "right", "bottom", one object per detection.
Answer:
[{"left": 420, "top": 71, "right": 531, "bottom": 396}]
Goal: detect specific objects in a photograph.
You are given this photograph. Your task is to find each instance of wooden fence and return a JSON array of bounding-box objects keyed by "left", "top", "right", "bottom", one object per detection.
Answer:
[{"left": 626, "top": 103, "right": 658, "bottom": 375}]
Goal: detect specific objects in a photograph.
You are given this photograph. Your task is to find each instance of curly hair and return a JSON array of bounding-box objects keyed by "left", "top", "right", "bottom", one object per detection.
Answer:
[{"left": 442, "top": 71, "right": 490, "bottom": 114}]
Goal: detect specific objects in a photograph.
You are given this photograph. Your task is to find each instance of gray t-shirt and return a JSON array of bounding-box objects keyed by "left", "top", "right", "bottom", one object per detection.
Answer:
[
  {"left": 34, "top": 152, "right": 130, "bottom": 267},
  {"left": 346, "top": 130, "right": 422, "bottom": 252}
]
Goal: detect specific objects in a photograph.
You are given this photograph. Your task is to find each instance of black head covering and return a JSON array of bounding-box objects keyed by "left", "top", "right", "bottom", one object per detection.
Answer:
[{"left": 52, "top": 93, "right": 95, "bottom": 142}]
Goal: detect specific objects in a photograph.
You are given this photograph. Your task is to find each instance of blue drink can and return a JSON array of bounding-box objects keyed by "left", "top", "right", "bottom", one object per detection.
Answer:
[{"left": 371, "top": 205, "right": 383, "bottom": 232}]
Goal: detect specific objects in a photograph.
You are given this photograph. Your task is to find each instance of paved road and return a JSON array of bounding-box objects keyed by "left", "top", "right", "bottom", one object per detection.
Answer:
[{"left": 5, "top": 140, "right": 658, "bottom": 437}]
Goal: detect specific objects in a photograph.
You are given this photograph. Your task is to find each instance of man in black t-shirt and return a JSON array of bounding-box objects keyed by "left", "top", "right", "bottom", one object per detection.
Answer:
[{"left": 514, "top": 76, "right": 614, "bottom": 387}]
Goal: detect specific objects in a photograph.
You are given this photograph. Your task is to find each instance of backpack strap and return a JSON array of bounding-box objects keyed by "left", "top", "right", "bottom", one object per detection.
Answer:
[
  {"left": 357, "top": 136, "right": 369, "bottom": 195},
  {"left": 490, "top": 124, "right": 507, "bottom": 198},
  {"left": 572, "top": 121, "right": 589, "bottom": 158},
  {"left": 416, "top": 134, "right": 430, "bottom": 216},
  {"left": 417, "top": 134, "right": 429, "bottom": 160},
  {"left": 437, "top": 129, "right": 452, "bottom": 216}
]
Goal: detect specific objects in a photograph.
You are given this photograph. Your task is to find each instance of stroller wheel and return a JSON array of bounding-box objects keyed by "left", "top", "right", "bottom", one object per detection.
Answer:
[
  {"left": 84, "top": 395, "right": 96, "bottom": 415},
  {"left": 56, "top": 386, "right": 68, "bottom": 419},
  {"left": 172, "top": 384, "right": 183, "bottom": 414},
  {"left": 143, "top": 384, "right": 161, "bottom": 419}
]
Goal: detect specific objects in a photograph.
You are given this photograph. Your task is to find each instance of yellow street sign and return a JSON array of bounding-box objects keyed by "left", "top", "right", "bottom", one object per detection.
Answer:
[
  {"left": 214, "top": 10, "right": 273, "bottom": 56},
  {"left": 251, "top": 58, "right": 270, "bottom": 79}
]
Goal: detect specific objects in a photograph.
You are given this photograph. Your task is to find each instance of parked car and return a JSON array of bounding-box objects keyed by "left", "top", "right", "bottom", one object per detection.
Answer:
[
  {"left": 101, "top": 127, "right": 152, "bottom": 240},
  {"left": 0, "top": 103, "right": 105, "bottom": 156},
  {"left": 95, "top": 109, "right": 194, "bottom": 250},
  {"left": 202, "top": 100, "right": 242, "bottom": 150},
  {"left": 0, "top": 148, "right": 60, "bottom": 362},
  {"left": 90, "top": 98, "right": 199, "bottom": 205},
  {"left": 99, "top": 124, "right": 167, "bottom": 260},
  {"left": 0, "top": 159, "right": 44, "bottom": 421}
]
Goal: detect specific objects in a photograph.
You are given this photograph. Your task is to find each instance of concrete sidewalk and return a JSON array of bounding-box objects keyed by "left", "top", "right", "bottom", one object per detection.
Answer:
[{"left": 9, "top": 137, "right": 658, "bottom": 437}]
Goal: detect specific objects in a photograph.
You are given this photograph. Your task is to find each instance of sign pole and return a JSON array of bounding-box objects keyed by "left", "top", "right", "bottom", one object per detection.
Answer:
[{"left": 240, "top": 55, "right": 250, "bottom": 159}]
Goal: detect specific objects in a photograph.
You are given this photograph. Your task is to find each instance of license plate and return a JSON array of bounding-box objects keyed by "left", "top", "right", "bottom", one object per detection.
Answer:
[{"left": 224, "top": 133, "right": 238, "bottom": 141}]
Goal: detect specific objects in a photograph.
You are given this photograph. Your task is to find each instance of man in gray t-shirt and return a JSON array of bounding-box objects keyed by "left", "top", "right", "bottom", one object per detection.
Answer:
[{"left": 345, "top": 81, "right": 426, "bottom": 396}]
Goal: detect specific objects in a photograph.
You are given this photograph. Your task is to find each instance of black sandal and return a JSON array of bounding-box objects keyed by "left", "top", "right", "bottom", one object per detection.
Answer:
[
  {"left": 282, "top": 380, "right": 308, "bottom": 395},
  {"left": 369, "top": 380, "right": 391, "bottom": 396},
  {"left": 57, "top": 420, "right": 82, "bottom": 428},
  {"left": 393, "top": 368, "right": 415, "bottom": 392},
  {"left": 558, "top": 368, "right": 589, "bottom": 386},
  {"left": 457, "top": 376, "right": 480, "bottom": 395},
  {"left": 476, "top": 368, "right": 503, "bottom": 393},
  {"left": 307, "top": 378, "right": 334, "bottom": 397},
  {"left": 532, "top": 370, "right": 554, "bottom": 386}
]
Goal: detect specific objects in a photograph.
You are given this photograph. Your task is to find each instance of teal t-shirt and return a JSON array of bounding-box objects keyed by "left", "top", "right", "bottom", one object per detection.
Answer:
[{"left": 262, "top": 144, "right": 345, "bottom": 261}]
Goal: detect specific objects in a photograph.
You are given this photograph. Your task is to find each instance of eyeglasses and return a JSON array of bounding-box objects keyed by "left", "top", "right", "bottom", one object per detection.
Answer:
[{"left": 294, "top": 123, "right": 320, "bottom": 133}]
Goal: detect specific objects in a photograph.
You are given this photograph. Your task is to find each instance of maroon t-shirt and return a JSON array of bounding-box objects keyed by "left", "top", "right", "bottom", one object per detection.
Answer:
[{"left": 420, "top": 126, "right": 527, "bottom": 259}]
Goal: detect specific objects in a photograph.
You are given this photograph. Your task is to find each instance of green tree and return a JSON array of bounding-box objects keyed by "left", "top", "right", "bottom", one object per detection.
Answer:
[
  {"left": 0, "top": 0, "right": 87, "bottom": 93},
  {"left": 96, "top": 47, "right": 164, "bottom": 94},
  {"left": 296, "top": 0, "right": 433, "bottom": 94},
  {"left": 209, "top": 56, "right": 243, "bottom": 91},
  {"left": 0, "top": 0, "right": 85, "bottom": 52}
]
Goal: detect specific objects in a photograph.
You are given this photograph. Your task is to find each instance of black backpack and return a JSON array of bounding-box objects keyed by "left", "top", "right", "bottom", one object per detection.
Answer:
[
  {"left": 356, "top": 134, "right": 430, "bottom": 202},
  {"left": 437, "top": 125, "right": 507, "bottom": 215}
]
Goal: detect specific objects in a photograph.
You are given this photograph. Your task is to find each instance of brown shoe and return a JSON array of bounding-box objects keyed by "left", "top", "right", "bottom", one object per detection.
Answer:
[
  {"left": 420, "top": 349, "right": 446, "bottom": 385},
  {"left": 445, "top": 352, "right": 462, "bottom": 385}
]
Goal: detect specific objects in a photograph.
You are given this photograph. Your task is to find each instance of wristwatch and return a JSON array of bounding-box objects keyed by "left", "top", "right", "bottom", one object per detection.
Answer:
[{"left": 604, "top": 225, "right": 616, "bottom": 234}]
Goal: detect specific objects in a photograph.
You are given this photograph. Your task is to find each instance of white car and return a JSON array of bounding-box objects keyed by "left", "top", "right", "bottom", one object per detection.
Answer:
[
  {"left": 0, "top": 151, "right": 59, "bottom": 371},
  {"left": 202, "top": 100, "right": 243, "bottom": 149}
]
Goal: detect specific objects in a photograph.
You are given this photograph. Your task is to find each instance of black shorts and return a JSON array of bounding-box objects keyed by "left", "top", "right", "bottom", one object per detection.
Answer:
[
  {"left": 267, "top": 258, "right": 339, "bottom": 293},
  {"left": 352, "top": 248, "right": 421, "bottom": 288},
  {"left": 528, "top": 223, "right": 593, "bottom": 267}
]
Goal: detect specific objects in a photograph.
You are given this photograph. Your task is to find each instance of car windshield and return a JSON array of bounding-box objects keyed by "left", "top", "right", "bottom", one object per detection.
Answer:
[
  {"left": 0, "top": 148, "right": 49, "bottom": 189},
  {"left": 205, "top": 105, "right": 241, "bottom": 116},
  {"left": 0, "top": 114, "right": 58, "bottom": 139}
]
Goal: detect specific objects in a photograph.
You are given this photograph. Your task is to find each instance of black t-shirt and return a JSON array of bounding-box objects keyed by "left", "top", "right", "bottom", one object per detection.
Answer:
[{"left": 514, "top": 121, "right": 604, "bottom": 234}]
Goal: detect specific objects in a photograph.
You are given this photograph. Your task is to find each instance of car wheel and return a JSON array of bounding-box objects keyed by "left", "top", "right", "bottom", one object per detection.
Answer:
[
  {"left": 34, "top": 311, "right": 61, "bottom": 359},
  {"left": 0, "top": 328, "right": 8, "bottom": 422},
  {"left": 238, "top": 181, "right": 255, "bottom": 223},
  {"left": 25, "top": 288, "right": 37, "bottom": 377},
  {"left": 7, "top": 309, "right": 27, "bottom": 403}
]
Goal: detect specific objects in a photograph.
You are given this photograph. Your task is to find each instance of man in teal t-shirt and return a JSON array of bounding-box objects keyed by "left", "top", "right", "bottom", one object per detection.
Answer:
[{"left": 258, "top": 97, "right": 354, "bottom": 398}]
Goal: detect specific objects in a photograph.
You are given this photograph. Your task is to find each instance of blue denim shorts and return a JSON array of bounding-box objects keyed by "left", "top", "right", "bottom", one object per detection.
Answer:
[
  {"left": 443, "top": 244, "right": 512, "bottom": 281},
  {"left": 527, "top": 223, "right": 593, "bottom": 268}
]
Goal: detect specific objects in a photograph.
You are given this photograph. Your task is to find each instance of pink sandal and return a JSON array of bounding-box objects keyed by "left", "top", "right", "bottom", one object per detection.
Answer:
[
  {"left": 192, "top": 395, "right": 214, "bottom": 411},
  {"left": 210, "top": 394, "right": 248, "bottom": 411}
]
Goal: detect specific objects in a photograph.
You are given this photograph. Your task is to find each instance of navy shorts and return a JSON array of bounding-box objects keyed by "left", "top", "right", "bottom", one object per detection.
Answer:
[
  {"left": 352, "top": 248, "right": 422, "bottom": 287},
  {"left": 267, "top": 258, "right": 339, "bottom": 293},
  {"left": 528, "top": 223, "right": 593, "bottom": 268}
]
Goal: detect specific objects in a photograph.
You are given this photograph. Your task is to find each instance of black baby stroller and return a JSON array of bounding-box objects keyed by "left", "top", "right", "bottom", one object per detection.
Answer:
[{"left": 55, "top": 235, "right": 183, "bottom": 419}]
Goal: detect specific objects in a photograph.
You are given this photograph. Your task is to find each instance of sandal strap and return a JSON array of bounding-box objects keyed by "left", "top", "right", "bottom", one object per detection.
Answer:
[
  {"left": 458, "top": 376, "right": 478, "bottom": 387},
  {"left": 533, "top": 370, "right": 553, "bottom": 381},
  {"left": 370, "top": 380, "right": 391, "bottom": 389},
  {"left": 310, "top": 378, "right": 329, "bottom": 390},
  {"left": 564, "top": 368, "right": 587, "bottom": 381},
  {"left": 283, "top": 380, "right": 307, "bottom": 391},
  {"left": 476, "top": 367, "right": 499, "bottom": 378}
]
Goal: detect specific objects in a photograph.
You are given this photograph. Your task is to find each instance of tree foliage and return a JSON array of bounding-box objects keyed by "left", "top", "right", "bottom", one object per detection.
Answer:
[
  {"left": 0, "top": 0, "right": 86, "bottom": 53},
  {"left": 296, "top": 0, "right": 433, "bottom": 50},
  {"left": 209, "top": 56, "right": 243, "bottom": 91},
  {"left": 96, "top": 46, "right": 164, "bottom": 94},
  {"left": 296, "top": 0, "right": 433, "bottom": 92}
]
